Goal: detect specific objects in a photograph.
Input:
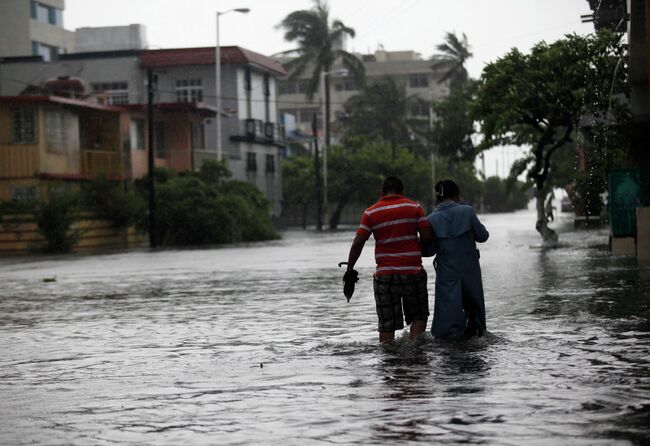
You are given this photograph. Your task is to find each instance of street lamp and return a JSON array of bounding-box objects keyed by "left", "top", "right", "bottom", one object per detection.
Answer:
[
  {"left": 216, "top": 7, "right": 250, "bottom": 162},
  {"left": 320, "top": 68, "right": 348, "bottom": 223}
]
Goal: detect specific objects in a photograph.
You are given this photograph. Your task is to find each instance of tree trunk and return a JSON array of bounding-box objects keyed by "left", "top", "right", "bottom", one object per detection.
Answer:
[
  {"left": 328, "top": 194, "right": 350, "bottom": 230},
  {"left": 535, "top": 187, "right": 558, "bottom": 246}
]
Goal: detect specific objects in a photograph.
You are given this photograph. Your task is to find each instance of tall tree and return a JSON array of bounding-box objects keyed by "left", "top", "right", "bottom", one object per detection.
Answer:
[
  {"left": 430, "top": 79, "right": 477, "bottom": 163},
  {"left": 431, "top": 32, "right": 473, "bottom": 84},
  {"left": 278, "top": 0, "right": 365, "bottom": 146},
  {"left": 472, "top": 31, "right": 628, "bottom": 243},
  {"left": 343, "top": 77, "right": 426, "bottom": 158}
]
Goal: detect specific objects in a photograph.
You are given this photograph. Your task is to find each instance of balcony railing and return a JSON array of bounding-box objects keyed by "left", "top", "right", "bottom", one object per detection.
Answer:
[
  {"left": 82, "top": 149, "right": 122, "bottom": 176},
  {"left": 0, "top": 145, "right": 39, "bottom": 178},
  {"left": 232, "top": 119, "right": 285, "bottom": 146}
]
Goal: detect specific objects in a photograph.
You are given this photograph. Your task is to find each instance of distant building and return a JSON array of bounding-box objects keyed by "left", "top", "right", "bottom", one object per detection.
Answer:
[
  {"left": 74, "top": 24, "right": 147, "bottom": 53},
  {"left": 276, "top": 49, "right": 448, "bottom": 140},
  {"left": 0, "top": 45, "right": 287, "bottom": 217},
  {"left": 0, "top": 0, "right": 74, "bottom": 60},
  {"left": 0, "top": 94, "right": 214, "bottom": 201}
]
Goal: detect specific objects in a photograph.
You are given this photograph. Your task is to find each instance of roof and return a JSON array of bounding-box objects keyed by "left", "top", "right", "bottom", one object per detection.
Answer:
[
  {"left": 124, "top": 102, "right": 219, "bottom": 117},
  {"left": 139, "top": 46, "right": 286, "bottom": 76},
  {"left": 0, "top": 95, "right": 123, "bottom": 112}
]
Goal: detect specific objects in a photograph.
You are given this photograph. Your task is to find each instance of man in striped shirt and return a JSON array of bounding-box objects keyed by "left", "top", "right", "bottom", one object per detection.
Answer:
[{"left": 345, "top": 176, "right": 433, "bottom": 343}]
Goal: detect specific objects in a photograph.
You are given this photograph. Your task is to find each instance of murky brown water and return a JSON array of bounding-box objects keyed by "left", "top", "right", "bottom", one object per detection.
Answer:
[{"left": 1, "top": 210, "right": 649, "bottom": 445}]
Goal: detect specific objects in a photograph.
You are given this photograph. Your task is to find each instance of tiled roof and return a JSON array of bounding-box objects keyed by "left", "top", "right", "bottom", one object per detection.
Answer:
[{"left": 139, "top": 46, "right": 286, "bottom": 76}]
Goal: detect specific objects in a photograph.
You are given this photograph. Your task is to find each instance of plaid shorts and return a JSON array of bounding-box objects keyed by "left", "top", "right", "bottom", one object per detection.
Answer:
[{"left": 373, "top": 269, "right": 429, "bottom": 332}]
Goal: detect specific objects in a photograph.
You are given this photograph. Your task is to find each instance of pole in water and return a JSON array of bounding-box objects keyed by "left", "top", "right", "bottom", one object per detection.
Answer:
[
  {"left": 313, "top": 114, "right": 323, "bottom": 231},
  {"left": 147, "top": 68, "right": 158, "bottom": 248}
]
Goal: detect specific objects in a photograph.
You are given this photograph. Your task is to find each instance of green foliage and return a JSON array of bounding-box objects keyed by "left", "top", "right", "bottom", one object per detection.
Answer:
[
  {"left": 31, "top": 189, "right": 80, "bottom": 253},
  {"left": 483, "top": 176, "right": 531, "bottom": 213},
  {"left": 139, "top": 163, "right": 279, "bottom": 246},
  {"left": 282, "top": 155, "right": 315, "bottom": 228},
  {"left": 344, "top": 77, "right": 426, "bottom": 157},
  {"left": 431, "top": 80, "right": 477, "bottom": 162},
  {"left": 198, "top": 159, "right": 232, "bottom": 186},
  {"left": 278, "top": 0, "right": 365, "bottom": 98},
  {"left": 327, "top": 137, "right": 432, "bottom": 228},
  {"left": 472, "top": 30, "right": 629, "bottom": 239},
  {"left": 431, "top": 31, "right": 473, "bottom": 85},
  {"left": 81, "top": 175, "right": 144, "bottom": 228}
]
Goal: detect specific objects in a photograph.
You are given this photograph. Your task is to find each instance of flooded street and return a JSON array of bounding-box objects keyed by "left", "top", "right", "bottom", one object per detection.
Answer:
[{"left": 1, "top": 210, "right": 649, "bottom": 445}]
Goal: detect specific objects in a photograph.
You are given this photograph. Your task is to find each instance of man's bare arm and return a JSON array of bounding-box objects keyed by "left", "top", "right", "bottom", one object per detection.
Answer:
[{"left": 346, "top": 234, "right": 367, "bottom": 270}]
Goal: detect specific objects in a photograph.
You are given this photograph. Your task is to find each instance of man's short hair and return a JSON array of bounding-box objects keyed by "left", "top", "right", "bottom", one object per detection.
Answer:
[{"left": 382, "top": 176, "right": 404, "bottom": 195}]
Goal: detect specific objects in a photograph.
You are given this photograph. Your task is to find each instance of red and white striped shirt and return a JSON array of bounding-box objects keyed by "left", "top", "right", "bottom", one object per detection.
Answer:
[{"left": 356, "top": 195, "right": 428, "bottom": 276}]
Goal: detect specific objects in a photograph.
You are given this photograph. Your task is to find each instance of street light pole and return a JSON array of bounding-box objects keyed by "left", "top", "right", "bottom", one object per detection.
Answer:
[
  {"left": 320, "top": 68, "right": 347, "bottom": 228},
  {"left": 216, "top": 8, "right": 250, "bottom": 162}
]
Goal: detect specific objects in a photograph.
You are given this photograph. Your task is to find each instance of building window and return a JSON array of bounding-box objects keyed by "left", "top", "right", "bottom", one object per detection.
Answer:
[
  {"left": 265, "top": 154, "right": 275, "bottom": 174},
  {"left": 175, "top": 79, "right": 203, "bottom": 103},
  {"left": 32, "top": 41, "right": 59, "bottom": 62},
  {"left": 91, "top": 82, "right": 129, "bottom": 105},
  {"left": 12, "top": 109, "right": 36, "bottom": 143},
  {"left": 45, "top": 110, "right": 66, "bottom": 153},
  {"left": 246, "top": 152, "right": 257, "bottom": 172},
  {"left": 154, "top": 122, "right": 165, "bottom": 157},
  {"left": 191, "top": 122, "right": 205, "bottom": 150},
  {"left": 11, "top": 187, "right": 37, "bottom": 202},
  {"left": 130, "top": 119, "right": 145, "bottom": 150},
  {"left": 31, "top": 1, "right": 63, "bottom": 26},
  {"left": 409, "top": 73, "right": 429, "bottom": 88}
]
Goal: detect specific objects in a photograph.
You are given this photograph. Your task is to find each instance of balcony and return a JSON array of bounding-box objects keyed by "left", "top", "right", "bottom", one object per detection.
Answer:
[
  {"left": 231, "top": 119, "right": 285, "bottom": 147},
  {"left": 0, "top": 145, "right": 39, "bottom": 178},
  {"left": 82, "top": 149, "right": 122, "bottom": 177}
]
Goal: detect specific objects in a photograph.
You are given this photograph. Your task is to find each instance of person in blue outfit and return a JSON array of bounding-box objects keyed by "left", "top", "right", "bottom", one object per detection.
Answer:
[{"left": 427, "top": 179, "right": 489, "bottom": 339}]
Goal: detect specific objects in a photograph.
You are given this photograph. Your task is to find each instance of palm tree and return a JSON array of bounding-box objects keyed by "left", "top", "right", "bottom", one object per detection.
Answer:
[
  {"left": 344, "top": 77, "right": 426, "bottom": 159},
  {"left": 278, "top": 0, "right": 365, "bottom": 147},
  {"left": 431, "top": 32, "right": 473, "bottom": 84}
]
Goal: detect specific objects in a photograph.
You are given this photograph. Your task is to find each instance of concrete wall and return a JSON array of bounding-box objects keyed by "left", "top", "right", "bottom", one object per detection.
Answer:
[
  {"left": 75, "top": 25, "right": 147, "bottom": 53},
  {"left": 0, "top": 213, "right": 147, "bottom": 256},
  {"left": 0, "top": 0, "right": 73, "bottom": 58}
]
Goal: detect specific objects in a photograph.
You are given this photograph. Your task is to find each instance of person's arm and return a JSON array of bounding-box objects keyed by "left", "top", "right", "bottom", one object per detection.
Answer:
[
  {"left": 346, "top": 233, "right": 367, "bottom": 270},
  {"left": 471, "top": 208, "right": 489, "bottom": 243}
]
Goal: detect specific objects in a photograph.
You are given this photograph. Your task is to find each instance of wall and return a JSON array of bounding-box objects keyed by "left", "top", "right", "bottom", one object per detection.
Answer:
[
  {"left": 75, "top": 25, "right": 147, "bottom": 52},
  {"left": 0, "top": 0, "right": 31, "bottom": 57},
  {"left": 0, "top": 213, "right": 147, "bottom": 255}
]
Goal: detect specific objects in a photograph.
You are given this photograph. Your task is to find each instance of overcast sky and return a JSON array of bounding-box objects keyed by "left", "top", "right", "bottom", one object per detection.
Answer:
[{"left": 65, "top": 0, "right": 594, "bottom": 79}]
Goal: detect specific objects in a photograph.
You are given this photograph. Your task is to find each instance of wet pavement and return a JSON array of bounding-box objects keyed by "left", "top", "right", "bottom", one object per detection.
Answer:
[{"left": 0, "top": 210, "right": 649, "bottom": 445}]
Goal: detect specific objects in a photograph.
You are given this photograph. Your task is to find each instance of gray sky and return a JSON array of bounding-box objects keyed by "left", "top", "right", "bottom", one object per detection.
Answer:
[{"left": 65, "top": 0, "right": 594, "bottom": 78}]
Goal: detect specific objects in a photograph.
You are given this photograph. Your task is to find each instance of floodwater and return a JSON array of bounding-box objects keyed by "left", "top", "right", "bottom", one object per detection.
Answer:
[{"left": 0, "top": 210, "right": 649, "bottom": 445}]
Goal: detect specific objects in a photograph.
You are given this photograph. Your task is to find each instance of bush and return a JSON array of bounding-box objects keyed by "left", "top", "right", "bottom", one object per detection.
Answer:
[
  {"left": 138, "top": 164, "right": 279, "bottom": 246},
  {"left": 81, "top": 175, "right": 145, "bottom": 227},
  {"left": 32, "top": 189, "right": 80, "bottom": 253}
]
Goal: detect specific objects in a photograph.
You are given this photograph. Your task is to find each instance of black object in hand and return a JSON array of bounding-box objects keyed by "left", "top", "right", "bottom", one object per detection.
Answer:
[{"left": 338, "top": 262, "right": 359, "bottom": 302}]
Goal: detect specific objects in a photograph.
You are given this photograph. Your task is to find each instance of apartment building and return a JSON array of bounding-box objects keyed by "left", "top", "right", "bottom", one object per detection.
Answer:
[
  {"left": 277, "top": 49, "right": 448, "bottom": 140},
  {"left": 0, "top": 45, "right": 286, "bottom": 216},
  {"left": 0, "top": 0, "right": 74, "bottom": 60}
]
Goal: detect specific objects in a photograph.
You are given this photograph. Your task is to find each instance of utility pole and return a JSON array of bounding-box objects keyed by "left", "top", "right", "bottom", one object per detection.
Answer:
[
  {"left": 147, "top": 68, "right": 157, "bottom": 248},
  {"left": 312, "top": 114, "right": 323, "bottom": 231}
]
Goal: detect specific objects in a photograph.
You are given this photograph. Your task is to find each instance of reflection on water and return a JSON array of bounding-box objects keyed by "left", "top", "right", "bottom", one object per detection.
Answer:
[{"left": 0, "top": 210, "right": 649, "bottom": 445}]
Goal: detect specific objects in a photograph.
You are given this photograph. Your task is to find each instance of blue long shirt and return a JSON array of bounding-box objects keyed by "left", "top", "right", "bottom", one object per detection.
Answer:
[{"left": 427, "top": 201, "right": 489, "bottom": 338}]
